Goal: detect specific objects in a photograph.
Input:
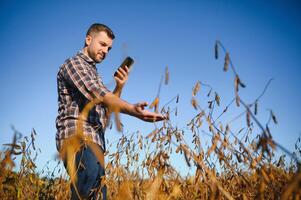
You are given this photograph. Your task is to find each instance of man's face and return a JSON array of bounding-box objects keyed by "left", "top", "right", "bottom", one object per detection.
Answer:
[{"left": 85, "top": 31, "right": 113, "bottom": 63}]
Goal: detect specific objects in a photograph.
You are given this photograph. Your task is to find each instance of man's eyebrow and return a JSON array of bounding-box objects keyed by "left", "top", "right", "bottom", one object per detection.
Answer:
[
  {"left": 99, "top": 41, "right": 108, "bottom": 46},
  {"left": 99, "top": 41, "right": 112, "bottom": 50}
]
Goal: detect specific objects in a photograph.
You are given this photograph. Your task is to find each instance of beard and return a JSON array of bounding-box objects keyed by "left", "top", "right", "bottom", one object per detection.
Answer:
[{"left": 88, "top": 49, "right": 105, "bottom": 63}]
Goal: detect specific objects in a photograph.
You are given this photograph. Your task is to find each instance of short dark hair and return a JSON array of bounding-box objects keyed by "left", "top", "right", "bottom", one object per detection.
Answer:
[{"left": 86, "top": 23, "right": 115, "bottom": 39}]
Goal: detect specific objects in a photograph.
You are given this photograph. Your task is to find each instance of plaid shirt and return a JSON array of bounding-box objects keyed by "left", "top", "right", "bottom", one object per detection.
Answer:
[{"left": 56, "top": 51, "right": 110, "bottom": 151}]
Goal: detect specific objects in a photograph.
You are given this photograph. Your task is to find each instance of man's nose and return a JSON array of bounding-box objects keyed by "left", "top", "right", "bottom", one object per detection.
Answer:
[{"left": 103, "top": 47, "right": 109, "bottom": 54}]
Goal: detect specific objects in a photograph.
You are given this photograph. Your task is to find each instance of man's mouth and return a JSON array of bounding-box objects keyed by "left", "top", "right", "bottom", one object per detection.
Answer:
[{"left": 98, "top": 53, "right": 105, "bottom": 60}]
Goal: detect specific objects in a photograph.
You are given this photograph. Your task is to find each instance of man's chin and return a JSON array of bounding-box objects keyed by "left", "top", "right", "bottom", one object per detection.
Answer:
[{"left": 94, "top": 58, "right": 104, "bottom": 63}]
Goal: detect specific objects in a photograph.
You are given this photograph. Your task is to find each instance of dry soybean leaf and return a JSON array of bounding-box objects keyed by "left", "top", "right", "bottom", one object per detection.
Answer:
[
  {"left": 215, "top": 41, "right": 219, "bottom": 59},
  {"left": 244, "top": 134, "right": 249, "bottom": 143},
  {"left": 239, "top": 80, "right": 246, "bottom": 88},
  {"left": 192, "top": 81, "right": 201, "bottom": 96},
  {"left": 234, "top": 138, "right": 238, "bottom": 145},
  {"left": 176, "top": 94, "right": 179, "bottom": 103},
  {"left": 280, "top": 170, "right": 301, "bottom": 200},
  {"left": 254, "top": 100, "right": 258, "bottom": 115},
  {"left": 184, "top": 151, "right": 191, "bottom": 167},
  {"left": 145, "top": 171, "right": 163, "bottom": 200},
  {"left": 261, "top": 168, "right": 270, "bottom": 183},
  {"left": 197, "top": 118, "right": 203, "bottom": 127},
  {"left": 165, "top": 66, "right": 169, "bottom": 85},
  {"left": 191, "top": 98, "right": 198, "bottom": 110},
  {"left": 209, "top": 124, "right": 213, "bottom": 133},
  {"left": 3, "top": 143, "right": 21, "bottom": 150},
  {"left": 219, "top": 123, "right": 223, "bottom": 132},
  {"left": 235, "top": 154, "right": 242, "bottom": 163},
  {"left": 116, "top": 181, "right": 133, "bottom": 200},
  {"left": 224, "top": 52, "right": 229, "bottom": 72},
  {"left": 149, "top": 97, "right": 159, "bottom": 113},
  {"left": 21, "top": 141, "right": 26, "bottom": 150},
  {"left": 146, "top": 129, "right": 159, "bottom": 139},
  {"left": 114, "top": 112, "right": 122, "bottom": 132},
  {"left": 238, "top": 128, "right": 245, "bottom": 134},
  {"left": 208, "top": 101, "right": 213, "bottom": 109},
  {"left": 235, "top": 95, "right": 240, "bottom": 107},
  {"left": 134, "top": 154, "right": 139, "bottom": 161},
  {"left": 234, "top": 75, "right": 239, "bottom": 93},
  {"left": 170, "top": 184, "right": 182, "bottom": 198},
  {"left": 215, "top": 92, "right": 220, "bottom": 106},
  {"left": 30, "top": 130, "right": 36, "bottom": 151},
  {"left": 32, "top": 128, "right": 37, "bottom": 135},
  {"left": 207, "top": 143, "right": 217, "bottom": 156},
  {"left": 225, "top": 124, "right": 230, "bottom": 134},
  {"left": 175, "top": 146, "right": 181, "bottom": 153},
  {"left": 271, "top": 111, "right": 278, "bottom": 124},
  {"left": 266, "top": 125, "right": 272, "bottom": 138},
  {"left": 207, "top": 88, "right": 212, "bottom": 97},
  {"left": 246, "top": 109, "right": 251, "bottom": 127},
  {"left": 160, "top": 107, "right": 165, "bottom": 114}
]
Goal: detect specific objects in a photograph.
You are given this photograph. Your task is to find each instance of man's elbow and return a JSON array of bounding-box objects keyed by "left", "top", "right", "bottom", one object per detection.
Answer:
[{"left": 102, "top": 92, "right": 121, "bottom": 112}]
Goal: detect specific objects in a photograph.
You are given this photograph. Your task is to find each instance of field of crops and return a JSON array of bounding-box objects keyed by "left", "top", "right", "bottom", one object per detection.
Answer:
[{"left": 1, "top": 41, "right": 300, "bottom": 199}]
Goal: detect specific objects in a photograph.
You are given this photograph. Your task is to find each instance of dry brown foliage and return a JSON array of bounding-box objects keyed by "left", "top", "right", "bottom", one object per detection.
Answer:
[{"left": 1, "top": 41, "right": 300, "bottom": 199}]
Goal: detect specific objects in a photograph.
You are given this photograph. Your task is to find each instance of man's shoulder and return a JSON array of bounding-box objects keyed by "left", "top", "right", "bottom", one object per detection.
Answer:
[
  {"left": 64, "top": 53, "right": 81, "bottom": 64},
  {"left": 59, "top": 53, "right": 82, "bottom": 69}
]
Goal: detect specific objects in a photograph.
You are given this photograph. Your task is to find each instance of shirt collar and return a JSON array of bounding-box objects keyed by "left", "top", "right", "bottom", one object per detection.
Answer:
[{"left": 77, "top": 50, "right": 96, "bottom": 66}]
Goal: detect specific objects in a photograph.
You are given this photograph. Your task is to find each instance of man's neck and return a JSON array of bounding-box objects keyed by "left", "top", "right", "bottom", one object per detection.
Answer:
[{"left": 82, "top": 47, "right": 90, "bottom": 58}]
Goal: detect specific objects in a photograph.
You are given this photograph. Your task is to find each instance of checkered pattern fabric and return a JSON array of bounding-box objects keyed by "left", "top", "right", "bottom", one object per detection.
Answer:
[{"left": 56, "top": 51, "right": 110, "bottom": 151}]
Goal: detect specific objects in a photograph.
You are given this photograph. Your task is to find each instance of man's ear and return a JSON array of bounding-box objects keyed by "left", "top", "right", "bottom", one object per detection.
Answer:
[{"left": 85, "top": 35, "right": 92, "bottom": 46}]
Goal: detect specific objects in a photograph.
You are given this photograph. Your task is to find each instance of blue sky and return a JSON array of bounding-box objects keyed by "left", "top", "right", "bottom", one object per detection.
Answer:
[{"left": 1, "top": 0, "right": 301, "bottom": 175}]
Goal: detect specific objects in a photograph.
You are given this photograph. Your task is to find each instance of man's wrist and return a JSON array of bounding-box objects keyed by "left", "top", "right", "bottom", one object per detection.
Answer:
[
  {"left": 116, "top": 84, "right": 124, "bottom": 90},
  {"left": 113, "top": 85, "right": 123, "bottom": 96}
]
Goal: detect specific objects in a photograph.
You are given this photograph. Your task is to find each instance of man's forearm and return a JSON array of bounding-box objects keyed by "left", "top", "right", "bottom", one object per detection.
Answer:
[
  {"left": 102, "top": 92, "right": 137, "bottom": 117},
  {"left": 101, "top": 92, "right": 166, "bottom": 122}
]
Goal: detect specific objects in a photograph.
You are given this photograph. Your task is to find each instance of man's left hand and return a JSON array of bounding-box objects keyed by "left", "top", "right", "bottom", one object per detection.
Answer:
[{"left": 114, "top": 65, "right": 129, "bottom": 89}]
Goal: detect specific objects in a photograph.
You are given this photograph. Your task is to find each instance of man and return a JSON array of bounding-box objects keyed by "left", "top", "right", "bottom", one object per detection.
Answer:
[{"left": 55, "top": 23, "right": 165, "bottom": 200}]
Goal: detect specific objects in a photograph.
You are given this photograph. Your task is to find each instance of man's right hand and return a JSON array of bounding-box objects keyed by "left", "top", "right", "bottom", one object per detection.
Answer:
[
  {"left": 102, "top": 92, "right": 166, "bottom": 122},
  {"left": 133, "top": 102, "right": 166, "bottom": 122}
]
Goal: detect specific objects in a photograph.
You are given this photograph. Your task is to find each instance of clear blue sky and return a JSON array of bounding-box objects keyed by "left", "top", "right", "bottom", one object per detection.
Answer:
[{"left": 1, "top": 0, "right": 301, "bottom": 175}]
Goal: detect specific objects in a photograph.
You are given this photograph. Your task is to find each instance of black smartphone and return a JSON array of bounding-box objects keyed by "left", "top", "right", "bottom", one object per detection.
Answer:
[{"left": 114, "top": 56, "right": 134, "bottom": 76}]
